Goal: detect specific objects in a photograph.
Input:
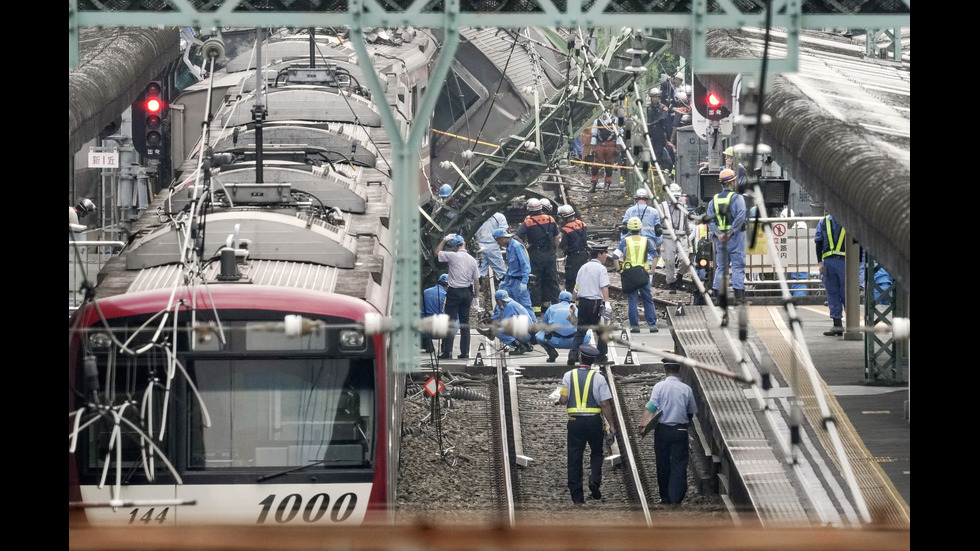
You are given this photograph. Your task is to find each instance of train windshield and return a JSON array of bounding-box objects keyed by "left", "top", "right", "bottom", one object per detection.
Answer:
[
  {"left": 76, "top": 314, "right": 377, "bottom": 482},
  {"left": 189, "top": 357, "right": 374, "bottom": 470}
]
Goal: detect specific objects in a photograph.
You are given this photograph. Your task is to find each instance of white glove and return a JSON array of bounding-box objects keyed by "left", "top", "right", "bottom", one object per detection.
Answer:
[
  {"left": 602, "top": 301, "right": 612, "bottom": 320},
  {"left": 471, "top": 298, "right": 480, "bottom": 309},
  {"left": 444, "top": 233, "right": 457, "bottom": 242}
]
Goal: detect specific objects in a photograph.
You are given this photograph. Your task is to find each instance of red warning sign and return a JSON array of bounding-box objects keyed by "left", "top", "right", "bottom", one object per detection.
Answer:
[
  {"left": 773, "top": 223, "right": 787, "bottom": 237},
  {"left": 424, "top": 377, "right": 444, "bottom": 397}
]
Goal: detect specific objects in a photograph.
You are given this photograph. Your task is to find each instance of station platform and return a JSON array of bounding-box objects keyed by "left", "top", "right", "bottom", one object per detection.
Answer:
[{"left": 770, "top": 303, "right": 910, "bottom": 512}]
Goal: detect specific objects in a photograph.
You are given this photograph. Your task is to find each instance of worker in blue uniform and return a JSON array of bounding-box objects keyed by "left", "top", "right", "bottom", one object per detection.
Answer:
[
  {"left": 620, "top": 188, "right": 663, "bottom": 247},
  {"left": 614, "top": 217, "right": 660, "bottom": 333},
  {"left": 707, "top": 168, "right": 747, "bottom": 304},
  {"left": 639, "top": 362, "right": 698, "bottom": 505},
  {"left": 515, "top": 198, "right": 561, "bottom": 315},
  {"left": 535, "top": 291, "right": 591, "bottom": 363},
  {"left": 814, "top": 213, "right": 846, "bottom": 336},
  {"left": 420, "top": 274, "right": 449, "bottom": 353},
  {"left": 557, "top": 344, "right": 618, "bottom": 505},
  {"left": 491, "top": 290, "right": 534, "bottom": 355},
  {"left": 493, "top": 227, "right": 536, "bottom": 320}
]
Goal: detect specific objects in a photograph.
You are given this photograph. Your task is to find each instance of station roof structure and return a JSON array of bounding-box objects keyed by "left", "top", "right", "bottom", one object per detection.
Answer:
[{"left": 69, "top": 0, "right": 911, "bottom": 289}]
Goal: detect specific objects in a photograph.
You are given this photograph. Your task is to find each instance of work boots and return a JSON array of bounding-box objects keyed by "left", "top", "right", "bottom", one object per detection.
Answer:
[
  {"left": 734, "top": 289, "right": 745, "bottom": 305},
  {"left": 823, "top": 318, "right": 844, "bottom": 336},
  {"left": 542, "top": 343, "right": 559, "bottom": 363}
]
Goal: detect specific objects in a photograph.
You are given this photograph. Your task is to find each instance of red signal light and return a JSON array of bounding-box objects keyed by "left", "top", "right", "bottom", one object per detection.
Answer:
[
  {"left": 145, "top": 98, "right": 162, "bottom": 113},
  {"left": 707, "top": 92, "right": 722, "bottom": 107}
]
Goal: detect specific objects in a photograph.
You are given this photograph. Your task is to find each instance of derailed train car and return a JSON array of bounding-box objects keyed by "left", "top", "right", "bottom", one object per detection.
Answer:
[{"left": 68, "top": 27, "right": 437, "bottom": 526}]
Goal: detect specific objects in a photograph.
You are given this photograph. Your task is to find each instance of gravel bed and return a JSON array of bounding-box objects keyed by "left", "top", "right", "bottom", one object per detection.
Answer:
[{"left": 396, "top": 370, "right": 729, "bottom": 526}]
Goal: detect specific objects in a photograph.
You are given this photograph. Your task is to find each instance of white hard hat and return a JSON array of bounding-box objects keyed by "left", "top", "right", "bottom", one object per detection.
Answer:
[
  {"left": 526, "top": 198, "right": 542, "bottom": 211},
  {"left": 557, "top": 204, "right": 574, "bottom": 217},
  {"left": 634, "top": 188, "right": 650, "bottom": 199},
  {"left": 540, "top": 198, "right": 552, "bottom": 211},
  {"left": 669, "top": 183, "right": 682, "bottom": 196}
]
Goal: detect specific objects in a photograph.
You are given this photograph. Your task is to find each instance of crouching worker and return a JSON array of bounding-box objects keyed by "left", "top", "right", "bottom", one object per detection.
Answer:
[
  {"left": 535, "top": 291, "right": 592, "bottom": 363},
  {"left": 491, "top": 290, "right": 535, "bottom": 355}
]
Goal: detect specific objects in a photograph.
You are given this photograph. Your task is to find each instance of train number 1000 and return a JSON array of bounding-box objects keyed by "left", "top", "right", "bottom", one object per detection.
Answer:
[{"left": 256, "top": 493, "right": 358, "bottom": 524}]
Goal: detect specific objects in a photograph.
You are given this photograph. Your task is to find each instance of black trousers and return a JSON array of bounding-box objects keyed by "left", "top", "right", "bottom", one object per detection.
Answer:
[
  {"left": 442, "top": 286, "right": 472, "bottom": 357},
  {"left": 568, "top": 298, "right": 608, "bottom": 362},
  {"left": 567, "top": 415, "right": 604, "bottom": 503},
  {"left": 564, "top": 251, "right": 588, "bottom": 291},
  {"left": 529, "top": 250, "right": 559, "bottom": 312},
  {"left": 654, "top": 423, "right": 690, "bottom": 504}
]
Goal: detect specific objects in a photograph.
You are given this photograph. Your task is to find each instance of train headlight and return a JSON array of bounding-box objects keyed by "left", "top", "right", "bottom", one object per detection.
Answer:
[
  {"left": 340, "top": 329, "right": 365, "bottom": 350},
  {"left": 88, "top": 332, "right": 112, "bottom": 349}
]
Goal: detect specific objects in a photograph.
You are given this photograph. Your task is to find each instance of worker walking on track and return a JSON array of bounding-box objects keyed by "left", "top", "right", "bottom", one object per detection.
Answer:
[
  {"left": 815, "top": 213, "right": 847, "bottom": 336},
  {"left": 639, "top": 362, "right": 698, "bottom": 505},
  {"left": 557, "top": 204, "right": 589, "bottom": 292},
  {"left": 707, "top": 168, "right": 747, "bottom": 304},
  {"left": 614, "top": 217, "right": 660, "bottom": 333},
  {"left": 515, "top": 198, "right": 561, "bottom": 316},
  {"left": 557, "top": 344, "right": 618, "bottom": 505}
]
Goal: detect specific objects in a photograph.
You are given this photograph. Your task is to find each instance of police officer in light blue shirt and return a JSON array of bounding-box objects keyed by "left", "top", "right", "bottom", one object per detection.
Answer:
[{"left": 639, "top": 363, "right": 698, "bottom": 504}]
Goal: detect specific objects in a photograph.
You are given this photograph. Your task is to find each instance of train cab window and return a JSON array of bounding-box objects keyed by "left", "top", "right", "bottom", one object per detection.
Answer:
[{"left": 188, "top": 358, "right": 375, "bottom": 470}]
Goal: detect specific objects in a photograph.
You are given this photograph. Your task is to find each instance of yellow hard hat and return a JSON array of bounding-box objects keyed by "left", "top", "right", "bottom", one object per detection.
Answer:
[
  {"left": 723, "top": 146, "right": 735, "bottom": 157},
  {"left": 627, "top": 217, "right": 643, "bottom": 231}
]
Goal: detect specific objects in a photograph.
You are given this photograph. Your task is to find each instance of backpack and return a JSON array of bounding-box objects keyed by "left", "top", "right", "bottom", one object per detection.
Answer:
[{"left": 597, "top": 122, "right": 614, "bottom": 142}]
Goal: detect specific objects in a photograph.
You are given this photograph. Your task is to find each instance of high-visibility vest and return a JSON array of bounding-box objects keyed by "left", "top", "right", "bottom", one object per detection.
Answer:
[
  {"left": 822, "top": 218, "right": 846, "bottom": 259},
  {"left": 622, "top": 235, "right": 649, "bottom": 270},
  {"left": 567, "top": 368, "right": 601, "bottom": 414},
  {"left": 713, "top": 190, "right": 734, "bottom": 231}
]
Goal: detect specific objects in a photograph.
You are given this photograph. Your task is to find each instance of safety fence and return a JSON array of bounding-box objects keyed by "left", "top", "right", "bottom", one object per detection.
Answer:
[{"left": 69, "top": 236, "right": 125, "bottom": 316}]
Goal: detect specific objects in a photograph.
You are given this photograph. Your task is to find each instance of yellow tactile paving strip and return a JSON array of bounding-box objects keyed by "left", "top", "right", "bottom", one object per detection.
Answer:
[{"left": 750, "top": 306, "right": 910, "bottom": 528}]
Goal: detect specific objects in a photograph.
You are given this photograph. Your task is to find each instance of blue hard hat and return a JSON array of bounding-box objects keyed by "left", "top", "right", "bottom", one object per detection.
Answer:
[
  {"left": 559, "top": 291, "right": 572, "bottom": 302},
  {"left": 494, "top": 290, "right": 510, "bottom": 301},
  {"left": 439, "top": 184, "right": 453, "bottom": 198},
  {"left": 438, "top": 273, "right": 449, "bottom": 283},
  {"left": 449, "top": 235, "right": 465, "bottom": 247},
  {"left": 492, "top": 228, "right": 512, "bottom": 239}
]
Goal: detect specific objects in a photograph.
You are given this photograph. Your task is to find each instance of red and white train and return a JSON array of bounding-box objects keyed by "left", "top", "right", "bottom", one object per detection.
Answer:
[{"left": 69, "top": 27, "right": 438, "bottom": 526}]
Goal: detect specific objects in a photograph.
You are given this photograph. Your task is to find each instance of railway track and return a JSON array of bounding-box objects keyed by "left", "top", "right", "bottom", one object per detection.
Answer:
[{"left": 397, "top": 356, "right": 726, "bottom": 525}]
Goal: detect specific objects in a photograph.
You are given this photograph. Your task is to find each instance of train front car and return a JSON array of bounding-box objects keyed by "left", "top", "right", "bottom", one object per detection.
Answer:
[
  {"left": 69, "top": 28, "right": 434, "bottom": 526},
  {"left": 69, "top": 288, "right": 386, "bottom": 526}
]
